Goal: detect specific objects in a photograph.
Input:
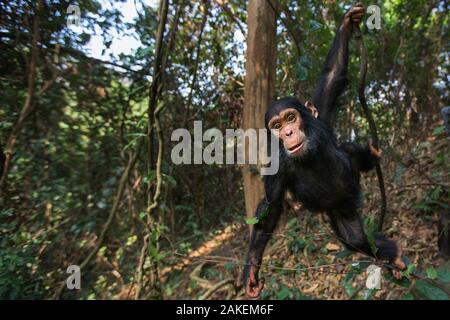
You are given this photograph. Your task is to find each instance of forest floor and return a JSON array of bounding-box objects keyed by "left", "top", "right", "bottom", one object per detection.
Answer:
[{"left": 164, "top": 126, "right": 449, "bottom": 300}]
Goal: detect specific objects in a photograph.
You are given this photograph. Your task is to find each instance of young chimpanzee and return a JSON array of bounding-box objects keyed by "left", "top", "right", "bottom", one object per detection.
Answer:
[{"left": 243, "top": 3, "right": 406, "bottom": 298}]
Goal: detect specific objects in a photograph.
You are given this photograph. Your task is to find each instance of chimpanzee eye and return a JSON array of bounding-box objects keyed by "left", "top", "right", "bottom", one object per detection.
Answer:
[
  {"left": 287, "top": 113, "right": 295, "bottom": 122},
  {"left": 272, "top": 122, "right": 282, "bottom": 130}
]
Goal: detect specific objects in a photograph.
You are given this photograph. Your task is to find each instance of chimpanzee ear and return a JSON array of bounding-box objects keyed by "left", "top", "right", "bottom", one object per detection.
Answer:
[{"left": 305, "top": 101, "right": 319, "bottom": 118}]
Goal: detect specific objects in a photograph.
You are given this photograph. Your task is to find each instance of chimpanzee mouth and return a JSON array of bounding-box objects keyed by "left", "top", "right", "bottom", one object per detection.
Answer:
[{"left": 288, "top": 141, "right": 304, "bottom": 154}]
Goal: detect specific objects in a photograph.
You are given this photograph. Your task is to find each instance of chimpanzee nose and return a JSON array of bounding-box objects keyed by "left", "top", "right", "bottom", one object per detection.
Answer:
[{"left": 285, "top": 129, "right": 293, "bottom": 137}]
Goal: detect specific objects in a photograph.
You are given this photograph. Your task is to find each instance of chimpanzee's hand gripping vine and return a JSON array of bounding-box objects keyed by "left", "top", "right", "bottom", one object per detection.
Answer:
[{"left": 243, "top": 3, "right": 406, "bottom": 298}]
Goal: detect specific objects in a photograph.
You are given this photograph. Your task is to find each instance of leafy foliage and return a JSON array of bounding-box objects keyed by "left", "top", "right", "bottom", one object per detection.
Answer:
[{"left": 0, "top": 0, "right": 448, "bottom": 300}]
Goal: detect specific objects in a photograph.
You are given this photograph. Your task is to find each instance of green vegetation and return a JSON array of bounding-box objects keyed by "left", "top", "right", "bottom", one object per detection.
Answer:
[{"left": 0, "top": 0, "right": 448, "bottom": 300}]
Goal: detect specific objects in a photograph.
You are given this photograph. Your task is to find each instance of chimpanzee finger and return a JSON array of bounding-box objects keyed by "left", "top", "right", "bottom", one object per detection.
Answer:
[
  {"left": 392, "top": 270, "right": 403, "bottom": 280},
  {"left": 351, "top": 6, "right": 365, "bottom": 12},
  {"left": 258, "top": 278, "right": 265, "bottom": 292},
  {"left": 352, "top": 12, "right": 365, "bottom": 18},
  {"left": 351, "top": 9, "right": 365, "bottom": 17},
  {"left": 246, "top": 278, "right": 262, "bottom": 298},
  {"left": 352, "top": 5, "right": 365, "bottom": 11},
  {"left": 249, "top": 268, "right": 257, "bottom": 283},
  {"left": 352, "top": 14, "right": 364, "bottom": 22},
  {"left": 246, "top": 282, "right": 259, "bottom": 298}
]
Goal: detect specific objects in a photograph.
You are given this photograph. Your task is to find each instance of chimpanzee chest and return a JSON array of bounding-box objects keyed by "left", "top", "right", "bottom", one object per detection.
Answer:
[{"left": 288, "top": 162, "right": 361, "bottom": 212}]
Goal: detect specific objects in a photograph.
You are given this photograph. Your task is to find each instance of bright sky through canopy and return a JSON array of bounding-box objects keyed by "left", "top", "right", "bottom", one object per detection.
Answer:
[{"left": 85, "top": 0, "right": 159, "bottom": 61}]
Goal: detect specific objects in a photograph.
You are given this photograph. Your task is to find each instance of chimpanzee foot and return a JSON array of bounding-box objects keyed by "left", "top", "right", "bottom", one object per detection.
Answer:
[
  {"left": 368, "top": 140, "right": 383, "bottom": 159},
  {"left": 391, "top": 247, "right": 406, "bottom": 280}
]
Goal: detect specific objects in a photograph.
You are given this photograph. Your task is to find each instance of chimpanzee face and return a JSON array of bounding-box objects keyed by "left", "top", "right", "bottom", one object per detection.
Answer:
[{"left": 267, "top": 102, "right": 318, "bottom": 158}]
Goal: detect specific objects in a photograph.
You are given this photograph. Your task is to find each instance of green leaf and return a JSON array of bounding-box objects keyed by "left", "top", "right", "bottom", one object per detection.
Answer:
[
  {"left": 363, "top": 288, "right": 377, "bottom": 300},
  {"left": 151, "top": 227, "right": 161, "bottom": 243},
  {"left": 295, "top": 60, "right": 309, "bottom": 81},
  {"left": 286, "top": 218, "right": 299, "bottom": 229},
  {"left": 224, "top": 262, "right": 235, "bottom": 271},
  {"left": 365, "top": 215, "right": 379, "bottom": 255},
  {"left": 412, "top": 279, "right": 449, "bottom": 300},
  {"left": 277, "top": 286, "right": 291, "bottom": 300},
  {"left": 145, "top": 170, "right": 157, "bottom": 183},
  {"left": 343, "top": 282, "right": 356, "bottom": 297},
  {"left": 403, "top": 263, "right": 416, "bottom": 277},
  {"left": 435, "top": 264, "right": 450, "bottom": 282},
  {"left": 148, "top": 244, "right": 158, "bottom": 259},
  {"left": 299, "top": 55, "right": 311, "bottom": 68},
  {"left": 246, "top": 216, "right": 259, "bottom": 225},
  {"left": 163, "top": 174, "right": 177, "bottom": 186},
  {"left": 335, "top": 250, "right": 354, "bottom": 259},
  {"left": 288, "top": 238, "right": 307, "bottom": 254},
  {"left": 432, "top": 125, "right": 445, "bottom": 136},
  {"left": 123, "top": 137, "right": 140, "bottom": 151},
  {"left": 309, "top": 20, "right": 322, "bottom": 32},
  {"left": 139, "top": 211, "right": 147, "bottom": 220},
  {"left": 426, "top": 267, "right": 438, "bottom": 280},
  {"left": 430, "top": 187, "right": 442, "bottom": 200},
  {"left": 247, "top": 203, "right": 272, "bottom": 225},
  {"left": 80, "top": 33, "right": 91, "bottom": 45},
  {"left": 413, "top": 202, "right": 433, "bottom": 212},
  {"left": 127, "top": 133, "right": 147, "bottom": 138}
]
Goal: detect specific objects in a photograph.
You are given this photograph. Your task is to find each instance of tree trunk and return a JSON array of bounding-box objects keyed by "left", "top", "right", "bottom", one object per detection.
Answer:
[{"left": 242, "top": 0, "right": 277, "bottom": 221}]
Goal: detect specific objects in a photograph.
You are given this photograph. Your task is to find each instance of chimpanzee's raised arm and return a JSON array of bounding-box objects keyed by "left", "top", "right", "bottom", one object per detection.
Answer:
[{"left": 312, "top": 3, "right": 365, "bottom": 125}]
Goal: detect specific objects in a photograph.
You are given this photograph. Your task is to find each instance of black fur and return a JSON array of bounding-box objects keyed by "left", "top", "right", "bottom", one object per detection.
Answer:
[{"left": 243, "top": 14, "right": 400, "bottom": 292}]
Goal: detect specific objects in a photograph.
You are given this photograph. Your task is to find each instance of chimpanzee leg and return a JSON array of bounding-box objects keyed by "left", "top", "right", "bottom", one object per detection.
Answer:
[
  {"left": 242, "top": 200, "right": 282, "bottom": 298},
  {"left": 326, "top": 209, "right": 399, "bottom": 262}
]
